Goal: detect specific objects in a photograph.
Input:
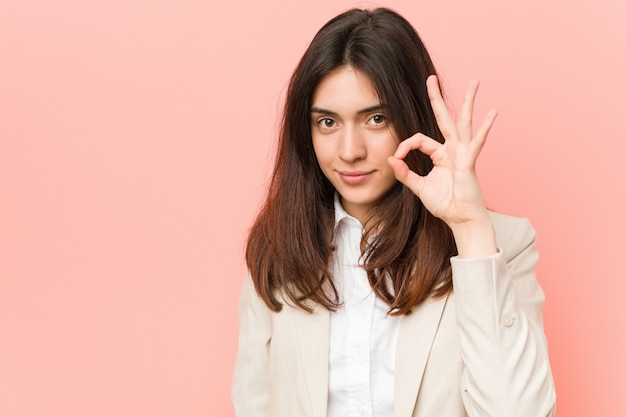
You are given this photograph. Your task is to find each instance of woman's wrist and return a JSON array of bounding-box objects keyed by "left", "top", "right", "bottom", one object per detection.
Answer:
[{"left": 449, "top": 214, "right": 497, "bottom": 259}]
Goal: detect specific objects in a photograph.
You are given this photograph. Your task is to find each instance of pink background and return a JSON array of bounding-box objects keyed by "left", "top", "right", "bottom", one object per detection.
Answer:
[{"left": 1, "top": 0, "right": 624, "bottom": 416}]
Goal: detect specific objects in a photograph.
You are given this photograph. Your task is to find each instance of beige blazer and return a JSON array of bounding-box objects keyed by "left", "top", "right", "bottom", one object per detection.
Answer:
[{"left": 232, "top": 213, "right": 556, "bottom": 417}]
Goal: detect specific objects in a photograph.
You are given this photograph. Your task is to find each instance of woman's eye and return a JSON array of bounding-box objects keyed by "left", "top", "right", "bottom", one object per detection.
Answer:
[
  {"left": 318, "top": 118, "right": 336, "bottom": 129},
  {"left": 368, "top": 114, "right": 386, "bottom": 126}
]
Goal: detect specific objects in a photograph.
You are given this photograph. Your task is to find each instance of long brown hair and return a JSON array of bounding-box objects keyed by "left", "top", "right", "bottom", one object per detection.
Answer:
[{"left": 245, "top": 8, "right": 457, "bottom": 315}]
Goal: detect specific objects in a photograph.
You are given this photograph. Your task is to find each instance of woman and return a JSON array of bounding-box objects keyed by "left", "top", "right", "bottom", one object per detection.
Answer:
[{"left": 232, "top": 7, "right": 555, "bottom": 417}]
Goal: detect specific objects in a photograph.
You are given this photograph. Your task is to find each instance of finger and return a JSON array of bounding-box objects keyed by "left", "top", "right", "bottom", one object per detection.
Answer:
[
  {"left": 472, "top": 109, "right": 498, "bottom": 152},
  {"left": 458, "top": 79, "right": 479, "bottom": 141},
  {"left": 426, "top": 75, "right": 457, "bottom": 139},
  {"left": 387, "top": 156, "right": 425, "bottom": 197},
  {"left": 394, "top": 132, "right": 442, "bottom": 159}
]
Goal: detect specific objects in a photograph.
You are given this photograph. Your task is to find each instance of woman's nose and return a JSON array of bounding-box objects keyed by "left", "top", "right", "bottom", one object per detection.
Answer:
[{"left": 337, "top": 126, "right": 366, "bottom": 162}]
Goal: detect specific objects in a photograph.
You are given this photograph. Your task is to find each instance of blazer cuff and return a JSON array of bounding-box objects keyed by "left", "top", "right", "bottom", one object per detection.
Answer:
[{"left": 450, "top": 250, "right": 519, "bottom": 350}]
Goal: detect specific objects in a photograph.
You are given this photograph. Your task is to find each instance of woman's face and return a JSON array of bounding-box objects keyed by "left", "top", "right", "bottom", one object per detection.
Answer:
[{"left": 311, "top": 66, "right": 399, "bottom": 223}]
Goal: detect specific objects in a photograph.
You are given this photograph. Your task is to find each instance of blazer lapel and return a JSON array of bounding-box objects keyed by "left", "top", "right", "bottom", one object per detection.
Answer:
[
  {"left": 294, "top": 304, "right": 330, "bottom": 417},
  {"left": 394, "top": 294, "right": 449, "bottom": 417}
]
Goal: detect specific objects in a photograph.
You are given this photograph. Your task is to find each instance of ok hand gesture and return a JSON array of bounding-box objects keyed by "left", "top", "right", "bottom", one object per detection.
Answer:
[{"left": 387, "top": 75, "right": 498, "bottom": 257}]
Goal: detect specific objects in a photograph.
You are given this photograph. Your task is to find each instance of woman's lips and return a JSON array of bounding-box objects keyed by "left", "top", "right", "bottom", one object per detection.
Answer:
[{"left": 338, "top": 171, "right": 372, "bottom": 185}]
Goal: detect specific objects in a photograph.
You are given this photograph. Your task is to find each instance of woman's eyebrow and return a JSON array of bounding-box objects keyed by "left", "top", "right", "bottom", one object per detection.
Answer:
[
  {"left": 310, "top": 107, "right": 336, "bottom": 115},
  {"left": 356, "top": 104, "right": 387, "bottom": 114},
  {"left": 310, "top": 104, "right": 387, "bottom": 115}
]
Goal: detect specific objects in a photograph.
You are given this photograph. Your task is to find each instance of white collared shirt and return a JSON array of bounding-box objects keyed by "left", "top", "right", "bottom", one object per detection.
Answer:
[{"left": 327, "top": 197, "right": 400, "bottom": 417}]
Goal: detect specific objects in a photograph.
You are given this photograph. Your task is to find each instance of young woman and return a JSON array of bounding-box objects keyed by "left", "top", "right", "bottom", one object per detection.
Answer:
[{"left": 232, "top": 7, "right": 555, "bottom": 417}]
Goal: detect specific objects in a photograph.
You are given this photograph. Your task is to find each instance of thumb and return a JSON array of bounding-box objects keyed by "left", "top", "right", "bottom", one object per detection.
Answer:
[{"left": 388, "top": 156, "right": 424, "bottom": 197}]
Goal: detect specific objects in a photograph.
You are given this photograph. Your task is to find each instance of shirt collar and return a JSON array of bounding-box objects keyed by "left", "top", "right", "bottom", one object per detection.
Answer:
[{"left": 333, "top": 193, "right": 363, "bottom": 230}]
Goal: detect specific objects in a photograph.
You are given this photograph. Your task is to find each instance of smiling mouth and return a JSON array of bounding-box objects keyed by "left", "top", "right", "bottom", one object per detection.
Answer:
[{"left": 338, "top": 171, "right": 372, "bottom": 185}]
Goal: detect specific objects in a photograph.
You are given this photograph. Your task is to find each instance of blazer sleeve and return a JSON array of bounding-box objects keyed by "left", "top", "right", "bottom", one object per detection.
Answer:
[
  {"left": 231, "top": 272, "right": 272, "bottom": 417},
  {"left": 450, "top": 216, "right": 556, "bottom": 417}
]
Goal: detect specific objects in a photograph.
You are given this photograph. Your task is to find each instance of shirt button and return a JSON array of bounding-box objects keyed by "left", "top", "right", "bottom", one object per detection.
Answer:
[{"left": 501, "top": 313, "right": 515, "bottom": 327}]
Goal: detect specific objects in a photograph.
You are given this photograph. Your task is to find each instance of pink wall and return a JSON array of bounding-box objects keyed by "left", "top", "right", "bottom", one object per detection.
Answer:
[{"left": 1, "top": 0, "right": 624, "bottom": 416}]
